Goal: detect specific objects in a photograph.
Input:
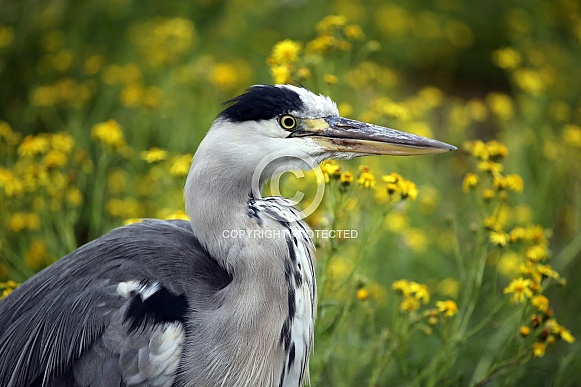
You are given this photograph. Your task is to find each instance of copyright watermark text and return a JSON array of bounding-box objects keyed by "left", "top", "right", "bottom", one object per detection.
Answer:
[{"left": 222, "top": 229, "right": 359, "bottom": 239}]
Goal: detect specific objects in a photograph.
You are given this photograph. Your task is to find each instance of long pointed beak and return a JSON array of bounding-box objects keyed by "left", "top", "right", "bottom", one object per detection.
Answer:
[{"left": 290, "top": 116, "right": 456, "bottom": 156}]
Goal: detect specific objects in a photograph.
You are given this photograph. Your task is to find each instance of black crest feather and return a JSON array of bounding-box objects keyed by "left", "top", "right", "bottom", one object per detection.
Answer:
[{"left": 219, "top": 85, "right": 304, "bottom": 122}]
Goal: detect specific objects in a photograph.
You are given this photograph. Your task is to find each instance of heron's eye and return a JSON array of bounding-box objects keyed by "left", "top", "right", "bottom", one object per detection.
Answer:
[{"left": 279, "top": 115, "right": 297, "bottom": 130}]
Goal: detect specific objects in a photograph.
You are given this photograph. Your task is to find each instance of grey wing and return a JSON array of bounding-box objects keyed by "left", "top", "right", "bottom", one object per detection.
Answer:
[
  {"left": 0, "top": 280, "right": 185, "bottom": 387},
  {"left": 0, "top": 220, "right": 231, "bottom": 387}
]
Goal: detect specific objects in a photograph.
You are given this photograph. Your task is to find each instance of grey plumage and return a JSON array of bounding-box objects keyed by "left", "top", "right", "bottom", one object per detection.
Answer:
[
  {"left": 0, "top": 220, "right": 228, "bottom": 386},
  {"left": 0, "top": 84, "right": 455, "bottom": 387}
]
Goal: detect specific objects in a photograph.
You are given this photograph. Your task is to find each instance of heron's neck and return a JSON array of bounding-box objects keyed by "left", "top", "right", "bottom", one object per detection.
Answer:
[{"left": 184, "top": 147, "right": 269, "bottom": 272}]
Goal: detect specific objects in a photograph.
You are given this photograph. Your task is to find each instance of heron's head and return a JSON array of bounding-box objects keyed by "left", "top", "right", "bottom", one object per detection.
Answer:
[{"left": 196, "top": 84, "right": 455, "bottom": 184}]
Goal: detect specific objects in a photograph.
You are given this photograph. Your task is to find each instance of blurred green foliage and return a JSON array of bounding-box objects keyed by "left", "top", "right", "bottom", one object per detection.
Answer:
[{"left": 1, "top": 0, "right": 581, "bottom": 385}]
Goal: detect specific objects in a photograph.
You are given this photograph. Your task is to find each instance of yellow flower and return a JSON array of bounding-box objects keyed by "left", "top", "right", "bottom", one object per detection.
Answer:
[
  {"left": 129, "top": 18, "right": 196, "bottom": 67},
  {"left": 464, "top": 140, "right": 488, "bottom": 160},
  {"left": 2, "top": 171, "right": 21, "bottom": 196},
  {"left": 519, "top": 326, "right": 530, "bottom": 337},
  {"left": 271, "top": 40, "right": 301, "bottom": 64},
  {"left": 437, "top": 278, "right": 460, "bottom": 298},
  {"left": 344, "top": 24, "right": 364, "bottom": 40},
  {"left": 559, "top": 327, "right": 575, "bottom": 344},
  {"left": 477, "top": 161, "right": 504, "bottom": 174},
  {"left": 107, "top": 169, "right": 127, "bottom": 194},
  {"left": 357, "top": 166, "right": 375, "bottom": 188},
  {"left": 107, "top": 198, "right": 142, "bottom": 218},
  {"left": 526, "top": 245, "right": 548, "bottom": 262},
  {"left": 503, "top": 277, "right": 533, "bottom": 304},
  {"left": 356, "top": 288, "right": 369, "bottom": 301},
  {"left": 25, "top": 239, "right": 48, "bottom": 269},
  {"left": 49, "top": 132, "right": 75, "bottom": 153},
  {"left": 18, "top": 135, "right": 50, "bottom": 157},
  {"left": 399, "top": 180, "right": 418, "bottom": 200},
  {"left": 531, "top": 314, "right": 543, "bottom": 328},
  {"left": 316, "top": 15, "right": 348, "bottom": 33},
  {"left": 392, "top": 279, "right": 411, "bottom": 296},
  {"left": 404, "top": 229, "right": 427, "bottom": 252},
  {"left": 124, "top": 218, "right": 144, "bottom": 225},
  {"left": 409, "top": 281, "right": 430, "bottom": 304},
  {"left": 535, "top": 264, "right": 560, "bottom": 280},
  {"left": 487, "top": 93, "right": 514, "bottom": 120},
  {"left": 0, "top": 280, "right": 19, "bottom": 300},
  {"left": 436, "top": 300, "right": 458, "bottom": 317},
  {"left": 486, "top": 140, "right": 509, "bottom": 159},
  {"left": 8, "top": 212, "right": 41, "bottom": 232},
  {"left": 296, "top": 67, "right": 311, "bottom": 80},
  {"left": 339, "top": 171, "right": 353, "bottom": 185},
  {"left": 505, "top": 174, "right": 524, "bottom": 192},
  {"left": 43, "top": 150, "right": 68, "bottom": 169},
  {"left": 382, "top": 173, "right": 401, "bottom": 184},
  {"left": 509, "top": 227, "right": 527, "bottom": 242},
  {"left": 84, "top": 54, "right": 103, "bottom": 75},
  {"left": 306, "top": 35, "right": 335, "bottom": 54},
  {"left": 91, "top": 120, "right": 127, "bottom": 152},
  {"left": 484, "top": 216, "right": 501, "bottom": 231},
  {"left": 324, "top": 74, "right": 338, "bottom": 84},
  {"left": 531, "top": 295, "right": 549, "bottom": 313},
  {"left": 67, "top": 187, "right": 83, "bottom": 207},
  {"left": 562, "top": 124, "right": 581, "bottom": 147},
  {"left": 169, "top": 154, "right": 192, "bottom": 177},
  {"left": 162, "top": 210, "right": 190, "bottom": 221},
  {"left": 141, "top": 147, "right": 168, "bottom": 163},
  {"left": 489, "top": 231, "right": 509, "bottom": 247},
  {"left": 210, "top": 63, "right": 239, "bottom": 90},
  {"left": 533, "top": 342, "right": 546, "bottom": 358},
  {"left": 462, "top": 172, "right": 479, "bottom": 191},
  {"left": 498, "top": 252, "right": 521, "bottom": 277},
  {"left": 513, "top": 68, "right": 544, "bottom": 95},
  {"left": 400, "top": 296, "right": 420, "bottom": 312},
  {"left": 466, "top": 99, "right": 488, "bottom": 121},
  {"left": 30, "top": 85, "right": 57, "bottom": 107},
  {"left": 320, "top": 160, "right": 341, "bottom": 183},
  {"left": 492, "top": 47, "right": 521, "bottom": 70},
  {"left": 270, "top": 65, "right": 291, "bottom": 84}
]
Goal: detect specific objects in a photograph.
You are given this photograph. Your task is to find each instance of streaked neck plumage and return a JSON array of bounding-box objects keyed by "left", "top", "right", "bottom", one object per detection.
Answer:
[{"left": 183, "top": 119, "right": 316, "bottom": 387}]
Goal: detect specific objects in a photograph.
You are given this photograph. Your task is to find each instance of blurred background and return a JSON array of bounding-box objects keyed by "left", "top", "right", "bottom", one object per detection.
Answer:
[{"left": 1, "top": 0, "right": 580, "bottom": 385}]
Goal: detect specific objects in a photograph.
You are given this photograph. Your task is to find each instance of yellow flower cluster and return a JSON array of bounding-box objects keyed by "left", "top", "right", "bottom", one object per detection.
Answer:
[
  {"left": 382, "top": 172, "right": 418, "bottom": 200},
  {"left": 141, "top": 148, "right": 168, "bottom": 163},
  {"left": 129, "top": 17, "right": 196, "bottom": 68},
  {"left": 320, "top": 160, "right": 342, "bottom": 183},
  {"left": 0, "top": 280, "right": 19, "bottom": 300},
  {"left": 0, "top": 123, "right": 83, "bottom": 214},
  {"left": 30, "top": 78, "right": 94, "bottom": 109},
  {"left": 435, "top": 300, "right": 459, "bottom": 317},
  {"left": 463, "top": 140, "right": 523, "bottom": 201},
  {"left": 462, "top": 138, "right": 574, "bottom": 358},
  {"left": 491, "top": 46, "right": 547, "bottom": 96},
  {"left": 357, "top": 166, "right": 375, "bottom": 188},
  {"left": 392, "top": 279, "right": 430, "bottom": 312},
  {"left": 267, "top": 15, "right": 365, "bottom": 85},
  {"left": 528, "top": 316, "right": 575, "bottom": 358},
  {"left": 308, "top": 15, "right": 364, "bottom": 54},
  {"left": 102, "top": 64, "right": 164, "bottom": 109},
  {"left": 90, "top": 120, "right": 129, "bottom": 154},
  {"left": 169, "top": 154, "right": 193, "bottom": 177},
  {"left": 392, "top": 280, "right": 458, "bottom": 329},
  {"left": 268, "top": 39, "right": 302, "bottom": 84}
]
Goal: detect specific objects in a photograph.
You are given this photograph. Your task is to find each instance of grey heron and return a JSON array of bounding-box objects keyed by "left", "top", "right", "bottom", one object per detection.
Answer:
[{"left": 0, "top": 84, "right": 455, "bottom": 387}]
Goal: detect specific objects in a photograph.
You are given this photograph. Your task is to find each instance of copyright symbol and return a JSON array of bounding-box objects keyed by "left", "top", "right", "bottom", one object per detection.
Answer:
[{"left": 251, "top": 149, "right": 325, "bottom": 221}]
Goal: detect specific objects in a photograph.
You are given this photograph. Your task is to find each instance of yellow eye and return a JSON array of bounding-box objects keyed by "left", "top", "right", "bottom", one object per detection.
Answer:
[{"left": 279, "top": 114, "right": 297, "bottom": 130}]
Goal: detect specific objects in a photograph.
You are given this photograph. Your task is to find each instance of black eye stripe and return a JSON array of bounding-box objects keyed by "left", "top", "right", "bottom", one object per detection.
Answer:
[{"left": 279, "top": 115, "right": 297, "bottom": 130}]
